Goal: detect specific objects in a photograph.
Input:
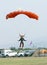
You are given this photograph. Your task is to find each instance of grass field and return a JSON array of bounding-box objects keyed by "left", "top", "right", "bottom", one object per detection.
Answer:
[{"left": 0, "top": 57, "right": 47, "bottom": 65}]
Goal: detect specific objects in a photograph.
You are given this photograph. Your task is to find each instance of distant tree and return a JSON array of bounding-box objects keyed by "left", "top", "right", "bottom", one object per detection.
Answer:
[{"left": 10, "top": 47, "right": 16, "bottom": 51}]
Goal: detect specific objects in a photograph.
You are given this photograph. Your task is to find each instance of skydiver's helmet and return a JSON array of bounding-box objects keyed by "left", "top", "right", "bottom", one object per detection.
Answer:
[{"left": 19, "top": 34, "right": 25, "bottom": 38}]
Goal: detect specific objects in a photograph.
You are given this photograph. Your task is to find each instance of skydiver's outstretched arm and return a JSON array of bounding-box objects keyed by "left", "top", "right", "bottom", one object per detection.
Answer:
[
  {"left": 18, "top": 38, "right": 21, "bottom": 41},
  {"left": 23, "top": 38, "right": 26, "bottom": 41}
]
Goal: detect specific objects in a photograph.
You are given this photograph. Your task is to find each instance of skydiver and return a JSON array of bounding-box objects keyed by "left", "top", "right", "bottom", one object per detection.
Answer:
[{"left": 18, "top": 34, "right": 26, "bottom": 48}]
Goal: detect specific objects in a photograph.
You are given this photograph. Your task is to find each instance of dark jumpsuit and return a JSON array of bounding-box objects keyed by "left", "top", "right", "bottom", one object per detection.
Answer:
[{"left": 19, "top": 37, "right": 26, "bottom": 48}]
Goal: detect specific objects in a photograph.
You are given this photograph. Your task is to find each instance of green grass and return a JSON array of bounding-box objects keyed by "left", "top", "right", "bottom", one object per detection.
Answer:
[{"left": 0, "top": 57, "right": 47, "bottom": 65}]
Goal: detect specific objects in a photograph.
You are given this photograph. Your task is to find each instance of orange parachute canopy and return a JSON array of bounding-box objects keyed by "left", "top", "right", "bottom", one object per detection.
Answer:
[{"left": 6, "top": 10, "right": 39, "bottom": 20}]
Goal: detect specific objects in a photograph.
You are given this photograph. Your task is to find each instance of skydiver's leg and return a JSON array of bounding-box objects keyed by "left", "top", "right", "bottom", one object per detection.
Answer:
[
  {"left": 19, "top": 42, "right": 21, "bottom": 47},
  {"left": 20, "top": 42, "right": 24, "bottom": 48},
  {"left": 22, "top": 42, "right": 24, "bottom": 48}
]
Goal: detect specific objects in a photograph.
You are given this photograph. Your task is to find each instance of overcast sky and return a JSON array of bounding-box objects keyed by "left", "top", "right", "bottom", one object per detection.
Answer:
[{"left": 0, "top": 0, "right": 47, "bottom": 49}]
